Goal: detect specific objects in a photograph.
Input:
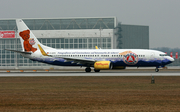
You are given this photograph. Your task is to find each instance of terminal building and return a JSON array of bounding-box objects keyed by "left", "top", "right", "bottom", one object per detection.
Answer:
[{"left": 0, "top": 17, "right": 149, "bottom": 69}]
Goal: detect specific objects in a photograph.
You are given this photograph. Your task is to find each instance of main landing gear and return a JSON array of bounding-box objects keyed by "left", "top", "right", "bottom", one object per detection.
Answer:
[
  {"left": 94, "top": 69, "right": 100, "bottom": 72},
  {"left": 85, "top": 67, "right": 91, "bottom": 72},
  {"left": 155, "top": 67, "right": 159, "bottom": 72},
  {"left": 85, "top": 67, "right": 100, "bottom": 72}
]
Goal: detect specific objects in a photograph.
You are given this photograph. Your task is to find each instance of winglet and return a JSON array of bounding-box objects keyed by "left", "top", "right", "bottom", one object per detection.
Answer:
[
  {"left": 95, "top": 46, "right": 99, "bottom": 49},
  {"left": 38, "top": 44, "right": 49, "bottom": 56}
]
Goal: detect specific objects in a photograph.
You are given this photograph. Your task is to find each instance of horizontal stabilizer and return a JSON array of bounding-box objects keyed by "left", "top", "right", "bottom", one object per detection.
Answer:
[{"left": 5, "top": 49, "right": 31, "bottom": 54}]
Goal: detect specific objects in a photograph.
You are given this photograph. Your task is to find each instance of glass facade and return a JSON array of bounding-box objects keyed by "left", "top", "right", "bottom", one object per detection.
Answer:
[
  {"left": 0, "top": 20, "right": 16, "bottom": 30},
  {"left": 0, "top": 18, "right": 115, "bottom": 30},
  {"left": 38, "top": 37, "right": 111, "bottom": 49}
]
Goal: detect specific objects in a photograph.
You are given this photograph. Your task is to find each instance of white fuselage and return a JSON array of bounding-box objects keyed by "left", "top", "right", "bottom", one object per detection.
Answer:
[{"left": 23, "top": 48, "right": 174, "bottom": 68}]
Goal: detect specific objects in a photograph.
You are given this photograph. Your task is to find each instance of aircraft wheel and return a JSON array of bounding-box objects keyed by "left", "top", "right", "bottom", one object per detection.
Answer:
[
  {"left": 85, "top": 67, "right": 91, "bottom": 72},
  {"left": 94, "top": 69, "right": 100, "bottom": 72},
  {"left": 155, "top": 68, "right": 159, "bottom": 72}
]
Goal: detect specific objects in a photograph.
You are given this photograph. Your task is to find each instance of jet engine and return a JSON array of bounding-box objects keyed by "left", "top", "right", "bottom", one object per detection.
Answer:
[{"left": 94, "top": 61, "right": 112, "bottom": 70}]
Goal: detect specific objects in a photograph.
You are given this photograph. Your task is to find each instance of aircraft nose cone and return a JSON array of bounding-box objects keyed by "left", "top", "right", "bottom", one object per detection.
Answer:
[{"left": 169, "top": 57, "right": 174, "bottom": 62}]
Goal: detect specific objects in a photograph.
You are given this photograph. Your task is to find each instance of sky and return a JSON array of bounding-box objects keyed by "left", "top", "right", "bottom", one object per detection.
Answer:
[{"left": 1, "top": 0, "right": 180, "bottom": 48}]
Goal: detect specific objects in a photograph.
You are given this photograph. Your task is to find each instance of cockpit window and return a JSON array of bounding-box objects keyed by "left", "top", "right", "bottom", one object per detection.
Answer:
[{"left": 159, "top": 54, "right": 168, "bottom": 56}]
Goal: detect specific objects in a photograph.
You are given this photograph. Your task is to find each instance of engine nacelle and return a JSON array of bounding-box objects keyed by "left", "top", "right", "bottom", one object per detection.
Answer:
[{"left": 94, "top": 61, "right": 112, "bottom": 70}]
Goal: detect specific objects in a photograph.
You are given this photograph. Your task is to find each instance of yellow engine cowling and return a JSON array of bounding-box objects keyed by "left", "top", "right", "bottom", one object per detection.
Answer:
[{"left": 94, "top": 61, "right": 112, "bottom": 70}]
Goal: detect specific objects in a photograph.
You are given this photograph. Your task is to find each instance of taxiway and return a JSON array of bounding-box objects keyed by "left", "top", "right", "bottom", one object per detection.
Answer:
[{"left": 0, "top": 70, "right": 180, "bottom": 76}]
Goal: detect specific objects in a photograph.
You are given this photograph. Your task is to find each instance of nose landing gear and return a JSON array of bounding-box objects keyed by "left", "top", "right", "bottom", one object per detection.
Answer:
[{"left": 155, "top": 67, "right": 159, "bottom": 72}]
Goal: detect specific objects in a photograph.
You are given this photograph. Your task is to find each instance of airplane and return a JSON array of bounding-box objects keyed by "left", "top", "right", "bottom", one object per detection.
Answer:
[{"left": 6, "top": 19, "right": 174, "bottom": 72}]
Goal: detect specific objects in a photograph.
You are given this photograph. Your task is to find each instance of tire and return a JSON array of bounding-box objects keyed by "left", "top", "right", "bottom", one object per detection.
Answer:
[
  {"left": 94, "top": 69, "right": 100, "bottom": 72},
  {"left": 155, "top": 68, "right": 159, "bottom": 72},
  {"left": 85, "top": 67, "right": 91, "bottom": 72}
]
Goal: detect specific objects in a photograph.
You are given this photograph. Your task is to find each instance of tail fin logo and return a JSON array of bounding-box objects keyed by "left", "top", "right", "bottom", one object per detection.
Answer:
[
  {"left": 19, "top": 29, "right": 37, "bottom": 53},
  {"left": 29, "top": 38, "right": 35, "bottom": 45}
]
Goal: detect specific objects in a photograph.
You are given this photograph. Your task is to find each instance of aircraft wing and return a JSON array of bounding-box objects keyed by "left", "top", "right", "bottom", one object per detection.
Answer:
[
  {"left": 53, "top": 56, "right": 96, "bottom": 66},
  {"left": 38, "top": 44, "right": 96, "bottom": 66},
  {"left": 38, "top": 44, "right": 102, "bottom": 66}
]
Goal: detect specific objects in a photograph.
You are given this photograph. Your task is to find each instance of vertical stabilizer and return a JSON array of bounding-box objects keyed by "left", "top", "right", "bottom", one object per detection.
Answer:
[{"left": 16, "top": 19, "right": 41, "bottom": 53}]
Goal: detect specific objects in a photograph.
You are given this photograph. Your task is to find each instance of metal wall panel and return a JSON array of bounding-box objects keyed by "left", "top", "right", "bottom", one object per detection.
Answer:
[{"left": 121, "top": 25, "right": 149, "bottom": 49}]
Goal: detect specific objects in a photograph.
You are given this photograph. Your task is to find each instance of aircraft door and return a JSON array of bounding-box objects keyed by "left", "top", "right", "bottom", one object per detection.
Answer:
[{"left": 151, "top": 52, "right": 155, "bottom": 60}]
